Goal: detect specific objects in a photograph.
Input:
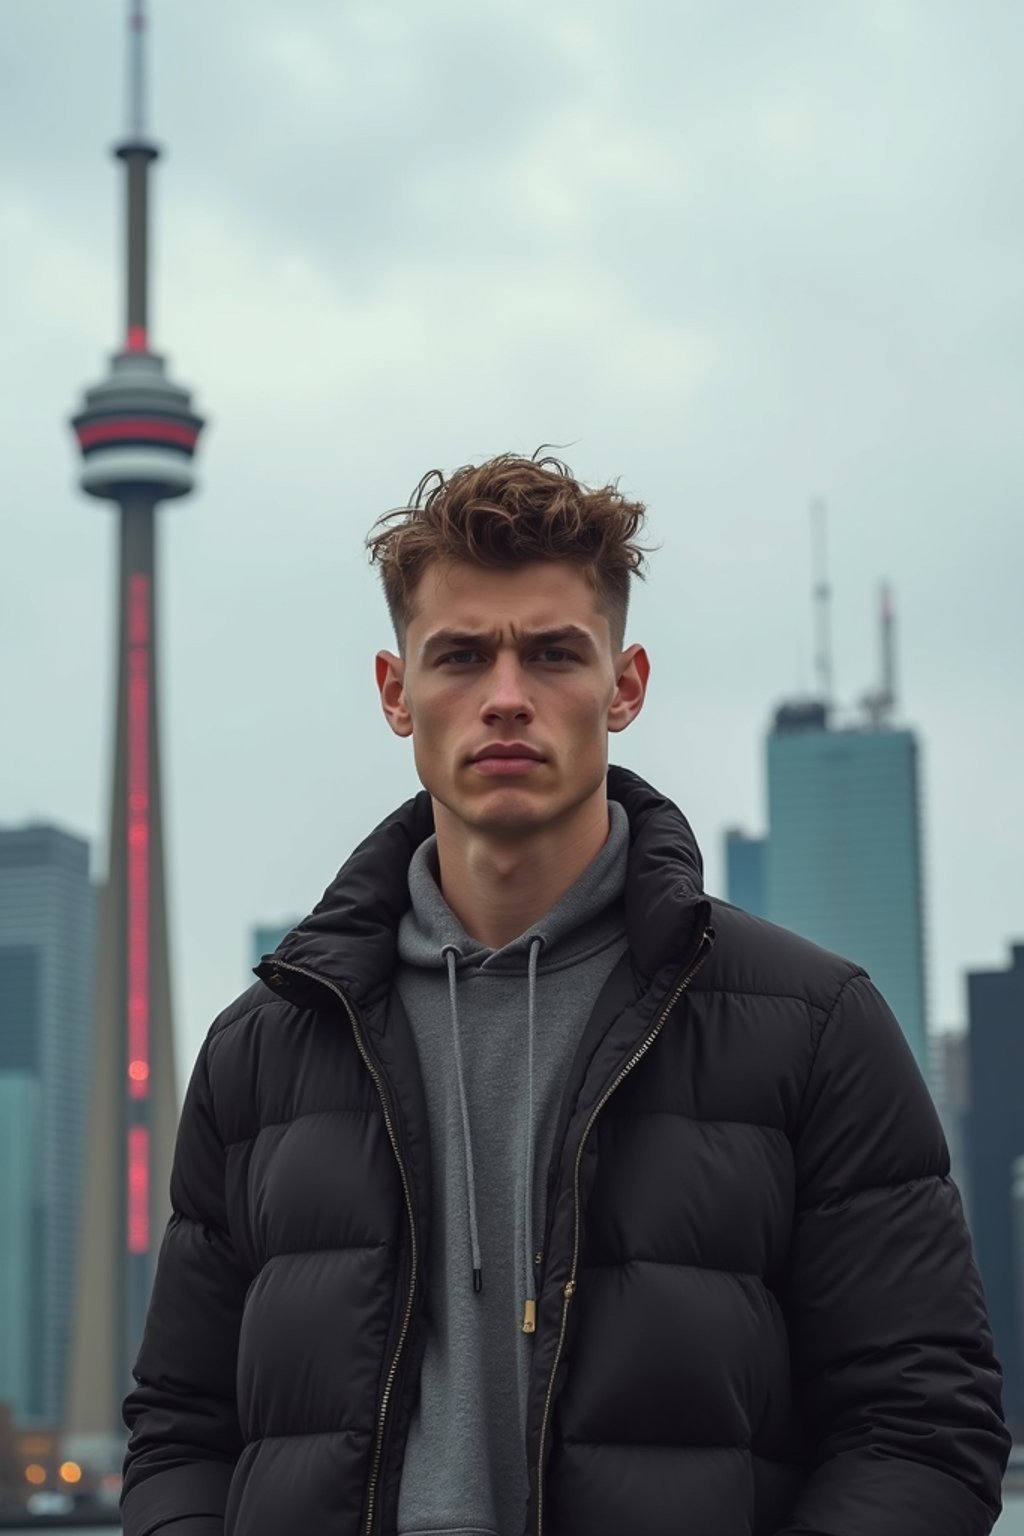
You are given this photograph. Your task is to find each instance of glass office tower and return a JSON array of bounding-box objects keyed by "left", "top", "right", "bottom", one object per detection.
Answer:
[
  {"left": 0, "top": 826, "right": 94, "bottom": 1426},
  {"left": 965, "top": 942, "right": 1024, "bottom": 1437},
  {"left": 764, "top": 702, "right": 928, "bottom": 1070}
]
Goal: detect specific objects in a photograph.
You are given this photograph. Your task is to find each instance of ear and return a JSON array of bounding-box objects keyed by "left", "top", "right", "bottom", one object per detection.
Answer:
[
  {"left": 608, "top": 643, "right": 650, "bottom": 734},
  {"left": 376, "top": 650, "right": 414, "bottom": 738}
]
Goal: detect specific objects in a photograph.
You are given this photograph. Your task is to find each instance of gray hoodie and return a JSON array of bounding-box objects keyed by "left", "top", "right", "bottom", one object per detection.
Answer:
[{"left": 395, "top": 803, "right": 630, "bottom": 1536}]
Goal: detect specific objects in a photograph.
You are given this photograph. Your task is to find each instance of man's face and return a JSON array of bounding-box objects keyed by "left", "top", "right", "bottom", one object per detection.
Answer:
[{"left": 375, "top": 559, "right": 649, "bottom": 838}]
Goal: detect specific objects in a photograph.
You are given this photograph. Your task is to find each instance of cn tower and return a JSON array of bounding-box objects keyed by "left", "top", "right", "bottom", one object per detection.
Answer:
[{"left": 66, "top": 0, "right": 204, "bottom": 1447}]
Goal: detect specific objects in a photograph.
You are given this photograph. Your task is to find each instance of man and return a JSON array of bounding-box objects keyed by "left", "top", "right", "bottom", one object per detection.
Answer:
[{"left": 122, "top": 454, "right": 1010, "bottom": 1536}]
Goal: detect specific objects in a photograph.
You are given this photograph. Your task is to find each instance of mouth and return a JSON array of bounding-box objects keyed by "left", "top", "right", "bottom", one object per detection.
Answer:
[{"left": 470, "top": 744, "right": 546, "bottom": 775}]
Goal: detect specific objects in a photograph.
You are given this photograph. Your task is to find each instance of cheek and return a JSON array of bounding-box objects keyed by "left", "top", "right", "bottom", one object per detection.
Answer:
[
  {"left": 556, "top": 698, "right": 611, "bottom": 763},
  {"left": 563, "top": 684, "right": 614, "bottom": 726},
  {"left": 406, "top": 689, "right": 462, "bottom": 757}
]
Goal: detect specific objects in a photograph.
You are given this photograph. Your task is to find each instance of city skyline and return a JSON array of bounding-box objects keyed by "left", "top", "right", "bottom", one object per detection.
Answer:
[{"left": 2, "top": 0, "right": 1023, "bottom": 1081}]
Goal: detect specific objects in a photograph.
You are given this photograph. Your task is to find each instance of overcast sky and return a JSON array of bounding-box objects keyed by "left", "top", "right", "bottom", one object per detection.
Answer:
[{"left": 2, "top": 0, "right": 1022, "bottom": 1081}]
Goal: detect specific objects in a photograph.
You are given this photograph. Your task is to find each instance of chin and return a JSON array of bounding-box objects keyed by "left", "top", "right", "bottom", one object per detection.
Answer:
[
  {"left": 471, "top": 786, "right": 547, "bottom": 820},
  {"left": 439, "top": 784, "right": 554, "bottom": 836},
  {"left": 475, "top": 806, "right": 551, "bottom": 836}
]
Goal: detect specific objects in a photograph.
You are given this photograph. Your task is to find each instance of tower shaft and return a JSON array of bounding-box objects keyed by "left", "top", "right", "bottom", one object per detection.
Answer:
[{"left": 67, "top": 503, "right": 178, "bottom": 1439}]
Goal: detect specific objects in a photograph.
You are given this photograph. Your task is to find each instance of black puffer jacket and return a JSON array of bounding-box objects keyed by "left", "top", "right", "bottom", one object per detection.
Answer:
[{"left": 122, "top": 768, "right": 1010, "bottom": 1536}]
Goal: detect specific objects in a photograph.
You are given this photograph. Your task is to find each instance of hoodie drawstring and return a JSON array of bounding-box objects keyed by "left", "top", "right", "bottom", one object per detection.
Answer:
[
  {"left": 443, "top": 935, "right": 545, "bottom": 1333},
  {"left": 521, "top": 934, "right": 543, "bottom": 1334},
  {"left": 444, "top": 945, "right": 482, "bottom": 1293}
]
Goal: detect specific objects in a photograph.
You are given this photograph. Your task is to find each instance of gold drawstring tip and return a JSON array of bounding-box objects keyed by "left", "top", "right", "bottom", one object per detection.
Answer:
[{"left": 522, "top": 1298, "right": 537, "bottom": 1334}]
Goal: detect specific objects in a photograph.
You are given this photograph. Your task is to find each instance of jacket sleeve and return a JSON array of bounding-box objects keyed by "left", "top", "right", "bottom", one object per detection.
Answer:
[
  {"left": 775, "top": 973, "right": 1011, "bottom": 1536},
  {"left": 121, "top": 1029, "right": 249, "bottom": 1536}
]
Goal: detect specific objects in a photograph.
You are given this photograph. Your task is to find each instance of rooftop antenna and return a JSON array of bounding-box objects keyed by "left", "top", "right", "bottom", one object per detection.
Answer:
[
  {"left": 861, "top": 583, "right": 898, "bottom": 728},
  {"left": 128, "top": 0, "right": 148, "bottom": 142},
  {"left": 810, "top": 497, "right": 833, "bottom": 711},
  {"left": 881, "top": 582, "right": 897, "bottom": 710}
]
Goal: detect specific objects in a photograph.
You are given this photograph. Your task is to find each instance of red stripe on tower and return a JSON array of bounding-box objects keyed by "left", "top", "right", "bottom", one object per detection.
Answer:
[
  {"left": 127, "top": 574, "right": 150, "bottom": 1102},
  {"left": 77, "top": 418, "right": 198, "bottom": 450},
  {"left": 127, "top": 1127, "right": 150, "bottom": 1254},
  {"left": 126, "top": 325, "right": 148, "bottom": 352}
]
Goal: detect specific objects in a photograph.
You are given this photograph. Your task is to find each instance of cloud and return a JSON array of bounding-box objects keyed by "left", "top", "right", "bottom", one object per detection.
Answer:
[{"left": 2, "top": 0, "right": 1024, "bottom": 1059}]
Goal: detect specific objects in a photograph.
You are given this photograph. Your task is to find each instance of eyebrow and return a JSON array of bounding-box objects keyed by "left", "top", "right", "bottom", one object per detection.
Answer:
[{"left": 419, "top": 625, "right": 598, "bottom": 660}]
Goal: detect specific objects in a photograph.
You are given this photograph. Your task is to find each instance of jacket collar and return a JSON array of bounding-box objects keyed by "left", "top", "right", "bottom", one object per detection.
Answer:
[{"left": 258, "top": 766, "right": 708, "bottom": 1012}]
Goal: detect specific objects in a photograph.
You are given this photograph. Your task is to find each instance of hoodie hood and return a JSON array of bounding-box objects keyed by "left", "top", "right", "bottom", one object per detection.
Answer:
[{"left": 397, "top": 800, "right": 630, "bottom": 976}]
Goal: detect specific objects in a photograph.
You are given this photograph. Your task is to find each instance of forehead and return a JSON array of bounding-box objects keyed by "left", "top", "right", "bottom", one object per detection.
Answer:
[{"left": 408, "top": 559, "right": 607, "bottom": 636}]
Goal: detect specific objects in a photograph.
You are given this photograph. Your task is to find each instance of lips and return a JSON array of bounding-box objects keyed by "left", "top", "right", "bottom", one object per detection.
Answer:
[
  {"left": 469, "top": 744, "right": 547, "bottom": 776},
  {"left": 471, "top": 744, "right": 545, "bottom": 763}
]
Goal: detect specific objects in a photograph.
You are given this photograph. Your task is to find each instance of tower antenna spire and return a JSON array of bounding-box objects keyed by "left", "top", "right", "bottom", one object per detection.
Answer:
[
  {"left": 861, "top": 584, "right": 898, "bottom": 728},
  {"left": 128, "top": 0, "right": 148, "bottom": 142},
  {"left": 810, "top": 496, "right": 834, "bottom": 712}
]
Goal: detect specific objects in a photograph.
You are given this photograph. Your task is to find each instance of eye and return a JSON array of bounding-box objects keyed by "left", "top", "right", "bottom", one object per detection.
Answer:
[
  {"left": 535, "top": 648, "right": 576, "bottom": 664},
  {"left": 439, "top": 650, "right": 484, "bottom": 666}
]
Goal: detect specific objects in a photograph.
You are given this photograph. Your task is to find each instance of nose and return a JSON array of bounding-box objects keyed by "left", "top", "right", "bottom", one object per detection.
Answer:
[{"left": 480, "top": 653, "right": 533, "bottom": 726}]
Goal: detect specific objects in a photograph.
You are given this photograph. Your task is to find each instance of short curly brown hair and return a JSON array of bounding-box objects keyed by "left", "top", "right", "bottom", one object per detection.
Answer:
[{"left": 367, "top": 452, "right": 650, "bottom": 651}]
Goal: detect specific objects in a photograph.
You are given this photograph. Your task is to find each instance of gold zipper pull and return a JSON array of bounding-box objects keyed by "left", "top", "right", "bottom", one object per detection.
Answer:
[
  {"left": 563, "top": 1279, "right": 575, "bottom": 1300},
  {"left": 522, "top": 1298, "right": 537, "bottom": 1333}
]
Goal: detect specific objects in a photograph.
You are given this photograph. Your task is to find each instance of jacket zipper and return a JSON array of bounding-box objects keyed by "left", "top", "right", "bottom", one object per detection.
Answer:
[
  {"left": 534, "top": 926, "right": 714, "bottom": 1536},
  {"left": 267, "top": 960, "right": 417, "bottom": 1536}
]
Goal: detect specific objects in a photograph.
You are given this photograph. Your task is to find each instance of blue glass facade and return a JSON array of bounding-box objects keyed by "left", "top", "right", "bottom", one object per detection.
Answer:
[
  {"left": 0, "top": 1075, "right": 40, "bottom": 1421},
  {"left": 965, "top": 943, "right": 1024, "bottom": 1436},
  {"left": 723, "top": 830, "right": 766, "bottom": 917},
  {"left": 250, "top": 920, "right": 301, "bottom": 978},
  {"left": 763, "top": 708, "right": 928, "bottom": 1070},
  {"left": 0, "top": 825, "right": 94, "bottom": 1426}
]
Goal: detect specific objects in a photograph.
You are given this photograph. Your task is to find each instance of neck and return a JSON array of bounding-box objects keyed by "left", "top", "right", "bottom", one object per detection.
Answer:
[{"left": 433, "top": 790, "right": 611, "bottom": 950}]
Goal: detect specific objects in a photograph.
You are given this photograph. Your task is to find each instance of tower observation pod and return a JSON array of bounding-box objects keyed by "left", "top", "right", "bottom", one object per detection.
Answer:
[{"left": 66, "top": 0, "right": 204, "bottom": 1456}]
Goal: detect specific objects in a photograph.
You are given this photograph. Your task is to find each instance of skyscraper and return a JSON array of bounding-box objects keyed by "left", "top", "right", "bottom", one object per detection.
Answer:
[
  {"left": 764, "top": 704, "right": 928, "bottom": 1069},
  {"left": 0, "top": 826, "right": 95, "bottom": 1427},
  {"left": 66, "top": 0, "right": 205, "bottom": 1448},
  {"left": 724, "top": 579, "right": 929, "bottom": 1072},
  {"left": 965, "top": 941, "right": 1024, "bottom": 1436}
]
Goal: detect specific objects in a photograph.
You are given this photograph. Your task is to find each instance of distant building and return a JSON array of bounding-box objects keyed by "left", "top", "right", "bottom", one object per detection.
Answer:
[
  {"left": 251, "top": 921, "right": 301, "bottom": 977},
  {"left": 929, "top": 1031, "right": 970, "bottom": 1216},
  {"left": 725, "top": 701, "right": 928, "bottom": 1071},
  {"left": 0, "top": 1076, "right": 40, "bottom": 1423},
  {"left": 0, "top": 826, "right": 94, "bottom": 1426},
  {"left": 766, "top": 705, "right": 928, "bottom": 1068},
  {"left": 965, "top": 941, "right": 1024, "bottom": 1436},
  {"left": 1012, "top": 1156, "right": 1024, "bottom": 1422},
  {"left": 723, "top": 830, "right": 766, "bottom": 918}
]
